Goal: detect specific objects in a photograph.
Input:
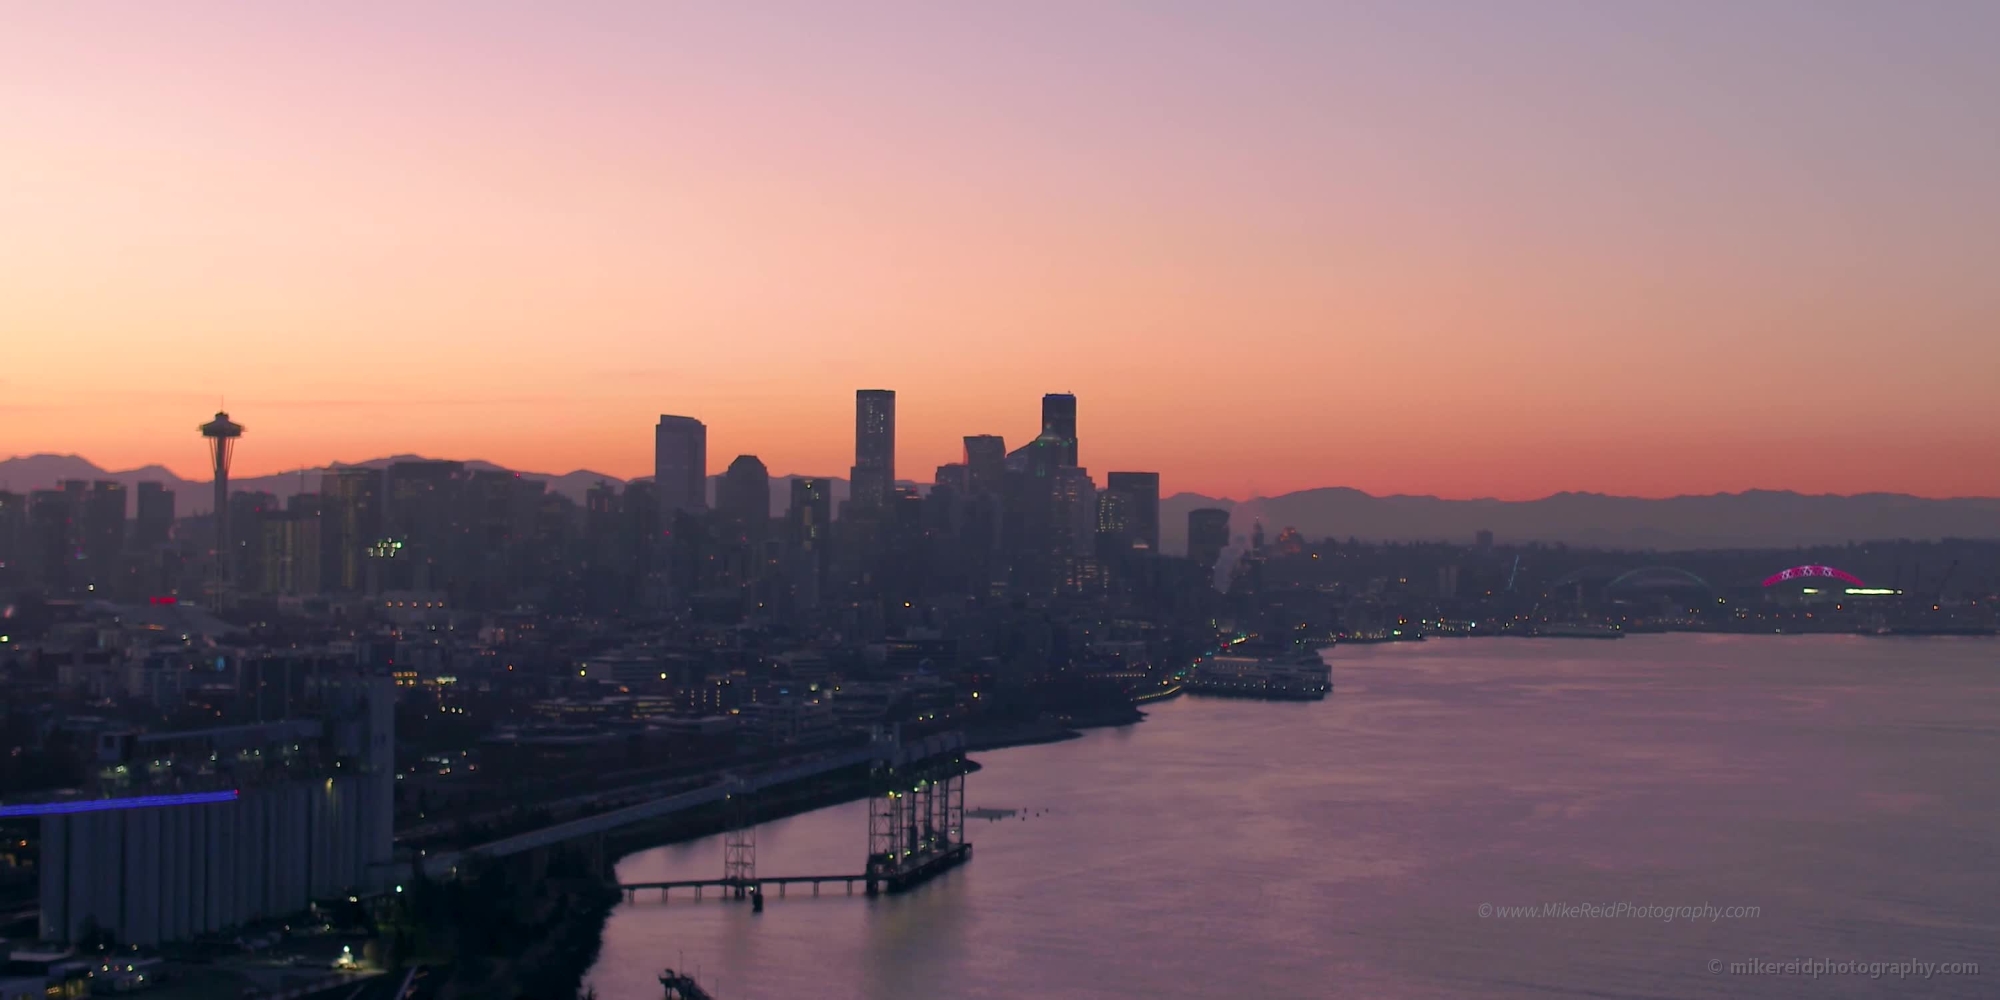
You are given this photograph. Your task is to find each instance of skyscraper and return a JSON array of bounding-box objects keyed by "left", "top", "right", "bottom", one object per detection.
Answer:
[
  {"left": 719, "top": 455, "right": 771, "bottom": 547},
  {"left": 933, "top": 463, "right": 968, "bottom": 493},
  {"left": 1188, "top": 507, "right": 1231, "bottom": 574},
  {"left": 1103, "top": 472, "right": 1160, "bottom": 553},
  {"left": 199, "top": 411, "right": 243, "bottom": 588},
  {"left": 0, "top": 491, "right": 25, "bottom": 586},
  {"left": 851, "top": 389, "right": 896, "bottom": 510},
  {"left": 1041, "top": 393, "right": 1078, "bottom": 467},
  {"left": 27, "top": 489, "right": 75, "bottom": 591},
  {"left": 381, "top": 461, "right": 463, "bottom": 592},
  {"left": 82, "top": 480, "right": 126, "bottom": 585},
  {"left": 654, "top": 415, "right": 708, "bottom": 517},
  {"left": 787, "top": 477, "right": 832, "bottom": 607},
  {"left": 322, "top": 468, "right": 382, "bottom": 592},
  {"left": 1053, "top": 466, "right": 1097, "bottom": 559},
  {"left": 962, "top": 435, "right": 1006, "bottom": 495},
  {"left": 1096, "top": 491, "right": 1132, "bottom": 548},
  {"left": 227, "top": 491, "right": 279, "bottom": 589},
  {"left": 788, "top": 478, "right": 832, "bottom": 552},
  {"left": 134, "top": 481, "right": 175, "bottom": 548},
  {"left": 256, "top": 504, "right": 321, "bottom": 596}
]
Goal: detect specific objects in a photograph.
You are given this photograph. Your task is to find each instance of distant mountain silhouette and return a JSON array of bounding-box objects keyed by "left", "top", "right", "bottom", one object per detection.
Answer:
[
  {"left": 1159, "top": 488, "right": 2000, "bottom": 553},
  {"left": 0, "top": 453, "right": 861, "bottom": 519},
  {"left": 0, "top": 453, "right": 626, "bottom": 516},
  {"left": 6, "top": 454, "right": 1997, "bottom": 549}
]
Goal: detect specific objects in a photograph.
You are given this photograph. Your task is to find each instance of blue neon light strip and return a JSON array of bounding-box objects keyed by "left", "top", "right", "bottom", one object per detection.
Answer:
[{"left": 0, "top": 789, "right": 239, "bottom": 817}]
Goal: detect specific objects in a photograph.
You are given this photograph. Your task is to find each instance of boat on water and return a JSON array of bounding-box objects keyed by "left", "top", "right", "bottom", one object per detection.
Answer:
[{"left": 1186, "top": 646, "right": 1332, "bottom": 700}]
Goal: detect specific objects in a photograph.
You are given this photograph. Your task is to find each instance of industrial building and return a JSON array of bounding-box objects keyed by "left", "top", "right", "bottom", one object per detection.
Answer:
[{"left": 22, "top": 672, "right": 394, "bottom": 947}]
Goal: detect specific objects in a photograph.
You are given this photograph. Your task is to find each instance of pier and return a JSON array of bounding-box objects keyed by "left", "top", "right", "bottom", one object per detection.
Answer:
[
  {"left": 621, "top": 873, "right": 872, "bottom": 901},
  {"left": 618, "top": 729, "right": 972, "bottom": 904},
  {"left": 659, "top": 968, "right": 715, "bottom": 1000}
]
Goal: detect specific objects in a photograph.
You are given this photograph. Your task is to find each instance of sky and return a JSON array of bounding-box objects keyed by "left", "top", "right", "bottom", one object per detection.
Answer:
[{"left": 4, "top": 1, "right": 1997, "bottom": 500}]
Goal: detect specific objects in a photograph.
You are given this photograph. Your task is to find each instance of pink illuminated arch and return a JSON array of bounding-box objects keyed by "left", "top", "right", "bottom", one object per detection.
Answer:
[{"left": 1761, "top": 565, "right": 1864, "bottom": 588}]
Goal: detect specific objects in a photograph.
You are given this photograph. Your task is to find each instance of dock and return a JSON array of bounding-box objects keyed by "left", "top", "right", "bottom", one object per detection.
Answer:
[
  {"left": 617, "top": 730, "right": 974, "bottom": 906},
  {"left": 619, "top": 842, "right": 972, "bottom": 902},
  {"left": 659, "top": 968, "right": 715, "bottom": 1000},
  {"left": 622, "top": 873, "right": 871, "bottom": 900}
]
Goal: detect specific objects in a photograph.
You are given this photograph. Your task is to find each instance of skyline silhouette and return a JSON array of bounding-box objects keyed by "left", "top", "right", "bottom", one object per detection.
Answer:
[
  {"left": 7, "top": 2, "right": 1999, "bottom": 497},
  {"left": 4, "top": 7, "right": 1998, "bottom": 997},
  {"left": 7, "top": 446, "right": 2000, "bottom": 554}
]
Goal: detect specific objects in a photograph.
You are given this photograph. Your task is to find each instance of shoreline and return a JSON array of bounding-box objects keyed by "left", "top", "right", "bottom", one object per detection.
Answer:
[
  {"left": 962, "top": 704, "right": 1149, "bottom": 753},
  {"left": 1333, "top": 629, "right": 2000, "bottom": 646},
  {"left": 567, "top": 632, "right": 1987, "bottom": 995},
  {"left": 561, "top": 705, "right": 1153, "bottom": 991},
  {"left": 599, "top": 704, "right": 1152, "bottom": 863}
]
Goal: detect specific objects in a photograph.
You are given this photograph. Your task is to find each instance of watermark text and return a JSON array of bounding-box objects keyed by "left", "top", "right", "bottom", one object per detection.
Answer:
[
  {"left": 1477, "top": 901, "right": 1757, "bottom": 923},
  {"left": 1708, "top": 958, "right": 1979, "bottom": 980}
]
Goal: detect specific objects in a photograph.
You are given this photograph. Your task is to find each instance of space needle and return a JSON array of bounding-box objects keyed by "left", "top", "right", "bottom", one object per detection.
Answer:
[{"left": 199, "top": 411, "right": 244, "bottom": 591}]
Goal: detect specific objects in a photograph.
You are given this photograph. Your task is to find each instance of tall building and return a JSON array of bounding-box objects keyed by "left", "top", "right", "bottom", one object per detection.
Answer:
[
  {"left": 255, "top": 507, "right": 321, "bottom": 596},
  {"left": 1041, "top": 393, "right": 1078, "bottom": 467},
  {"left": 621, "top": 479, "right": 658, "bottom": 575},
  {"left": 0, "top": 491, "right": 25, "bottom": 585},
  {"left": 1050, "top": 467, "right": 1099, "bottom": 595},
  {"left": 228, "top": 492, "right": 280, "bottom": 589},
  {"left": 933, "top": 463, "right": 968, "bottom": 493},
  {"left": 787, "top": 477, "right": 832, "bottom": 607},
  {"left": 134, "top": 481, "right": 175, "bottom": 548},
  {"left": 850, "top": 390, "right": 896, "bottom": 510},
  {"left": 654, "top": 415, "right": 708, "bottom": 517},
  {"left": 584, "top": 479, "right": 623, "bottom": 559},
  {"left": 1052, "top": 466, "right": 1097, "bottom": 559},
  {"left": 384, "top": 461, "right": 465, "bottom": 592},
  {"left": 719, "top": 455, "right": 771, "bottom": 550},
  {"left": 82, "top": 481, "right": 126, "bottom": 585},
  {"left": 321, "top": 468, "right": 383, "bottom": 592},
  {"left": 384, "top": 461, "right": 464, "bottom": 539},
  {"left": 1102, "top": 472, "right": 1160, "bottom": 553},
  {"left": 963, "top": 435, "right": 1006, "bottom": 495},
  {"left": 1188, "top": 507, "right": 1231, "bottom": 573},
  {"left": 1004, "top": 394, "right": 1079, "bottom": 472},
  {"left": 198, "top": 411, "right": 244, "bottom": 589},
  {"left": 1094, "top": 490, "right": 1141, "bottom": 585},
  {"left": 27, "top": 489, "right": 75, "bottom": 591}
]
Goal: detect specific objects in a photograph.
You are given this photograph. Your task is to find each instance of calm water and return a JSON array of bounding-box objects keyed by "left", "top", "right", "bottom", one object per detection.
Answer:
[{"left": 584, "top": 635, "right": 2000, "bottom": 999}]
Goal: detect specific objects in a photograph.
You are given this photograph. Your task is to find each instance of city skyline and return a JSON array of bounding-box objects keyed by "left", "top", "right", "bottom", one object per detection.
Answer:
[
  {"left": 13, "top": 385, "right": 2000, "bottom": 504},
  {"left": 6, "top": 2, "right": 2000, "bottom": 499},
  {"left": 5, "top": 7, "right": 1997, "bottom": 998}
]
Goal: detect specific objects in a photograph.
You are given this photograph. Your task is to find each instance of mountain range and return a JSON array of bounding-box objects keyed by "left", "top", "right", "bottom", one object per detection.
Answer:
[
  {"left": 0, "top": 453, "right": 851, "bottom": 525},
  {"left": 6, "top": 453, "right": 1999, "bottom": 553},
  {"left": 1178, "top": 489, "right": 2000, "bottom": 553}
]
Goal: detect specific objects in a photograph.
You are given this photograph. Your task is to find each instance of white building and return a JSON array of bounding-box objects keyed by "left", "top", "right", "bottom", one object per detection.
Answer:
[{"left": 31, "top": 674, "right": 396, "bottom": 947}]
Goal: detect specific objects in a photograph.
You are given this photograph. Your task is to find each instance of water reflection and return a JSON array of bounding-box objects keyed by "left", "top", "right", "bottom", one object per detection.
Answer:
[{"left": 586, "top": 636, "right": 2000, "bottom": 999}]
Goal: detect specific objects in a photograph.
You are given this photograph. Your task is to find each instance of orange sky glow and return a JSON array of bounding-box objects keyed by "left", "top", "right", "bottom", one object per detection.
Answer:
[{"left": 4, "top": 3, "right": 1997, "bottom": 500}]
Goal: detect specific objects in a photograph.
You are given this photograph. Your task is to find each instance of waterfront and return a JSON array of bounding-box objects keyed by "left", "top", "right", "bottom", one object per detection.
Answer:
[{"left": 584, "top": 635, "right": 2000, "bottom": 999}]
